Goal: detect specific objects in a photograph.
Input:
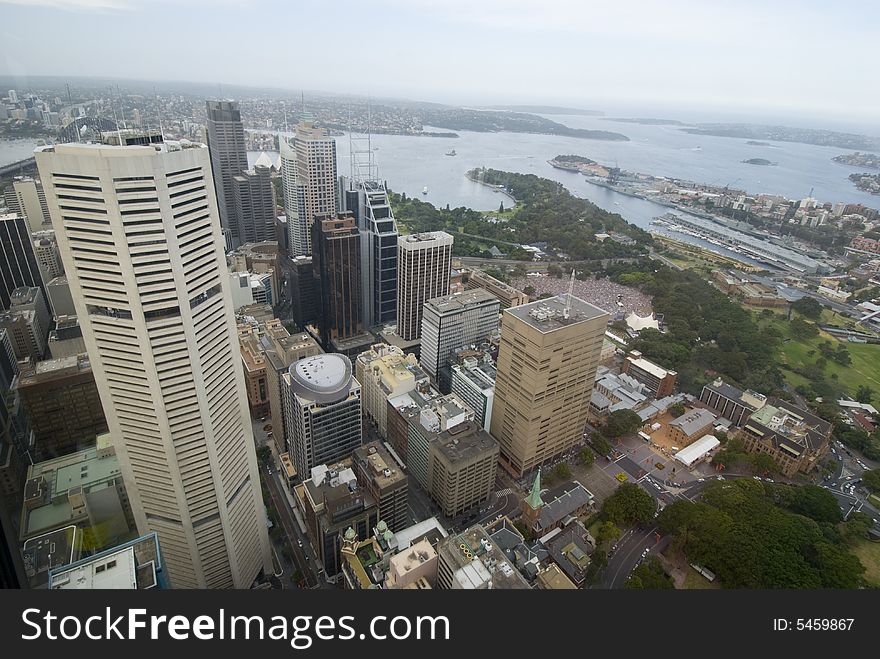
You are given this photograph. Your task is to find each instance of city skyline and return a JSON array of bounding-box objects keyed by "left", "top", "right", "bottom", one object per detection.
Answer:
[{"left": 0, "top": 1, "right": 879, "bottom": 128}]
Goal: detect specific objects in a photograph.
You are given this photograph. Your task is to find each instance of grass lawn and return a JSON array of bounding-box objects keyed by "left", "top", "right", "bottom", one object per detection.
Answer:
[
  {"left": 753, "top": 312, "right": 880, "bottom": 398},
  {"left": 681, "top": 568, "right": 722, "bottom": 590},
  {"left": 851, "top": 540, "right": 880, "bottom": 587}
]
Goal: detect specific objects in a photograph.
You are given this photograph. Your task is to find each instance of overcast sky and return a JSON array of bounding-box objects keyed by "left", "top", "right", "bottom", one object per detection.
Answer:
[{"left": 1, "top": 0, "right": 877, "bottom": 128}]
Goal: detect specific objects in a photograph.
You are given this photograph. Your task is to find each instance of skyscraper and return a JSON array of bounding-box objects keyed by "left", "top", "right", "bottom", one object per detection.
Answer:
[
  {"left": 231, "top": 165, "right": 276, "bottom": 245},
  {"left": 281, "top": 353, "right": 362, "bottom": 479},
  {"left": 490, "top": 294, "right": 609, "bottom": 476},
  {"left": 4, "top": 177, "right": 52, "bottom": 232},
  {"left": 205, "top": 100, "right": 249, "bottom": 248},
  {"left": 311, "top": 213, "right": 363, "bottom": 350},
  {"left": 36, "top": 136, "right": 272, "bottom": 589},
  {"left": 396, "top": 232, "right": 453, "bottom": 342},
  {"left": 340, "top": 177, "right": 399, "bottom": 329},
  {"left": 419, "top": 288, "right": 500, "bottom": 388},
  {"left": 0, "top": 213, "right": 45, "bottom": 310},
  {"left": 281, "top": 121, "right": 338, "bottom": 257}
]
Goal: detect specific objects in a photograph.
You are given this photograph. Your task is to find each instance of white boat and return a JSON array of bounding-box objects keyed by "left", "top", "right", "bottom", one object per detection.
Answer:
[{"left": 422, "top": 186, "right": 428, "bottom": 195}]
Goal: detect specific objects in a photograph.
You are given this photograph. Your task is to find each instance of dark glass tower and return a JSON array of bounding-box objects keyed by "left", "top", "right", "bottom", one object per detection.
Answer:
[{"left": 205, "top": 100, "right": 249, "bottom": 248}]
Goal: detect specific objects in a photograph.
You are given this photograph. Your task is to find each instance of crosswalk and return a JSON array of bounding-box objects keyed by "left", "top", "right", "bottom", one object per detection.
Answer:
[{"left": 496, "top": 487, "right": 514, "bottom": 496}]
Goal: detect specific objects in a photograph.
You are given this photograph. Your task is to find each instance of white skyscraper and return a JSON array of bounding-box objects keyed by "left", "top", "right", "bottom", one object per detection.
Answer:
[
  {"left": 396, "top": 232, "right": 453, "bottom": 341},
  {"left": 36, "top": 136, "right": 272, "bottom": 589}
]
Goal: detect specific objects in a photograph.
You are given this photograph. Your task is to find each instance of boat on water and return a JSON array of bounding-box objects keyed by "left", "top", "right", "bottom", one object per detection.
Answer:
[
  {"left": 422, "top": 186, "right": 428, "bottom": 195},
  {"left": 445, "top": 149, "right": 457, "bottom": 156}
]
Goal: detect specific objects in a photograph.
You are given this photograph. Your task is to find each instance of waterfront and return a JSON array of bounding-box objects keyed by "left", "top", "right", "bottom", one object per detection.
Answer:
[{"left": 0, "top": 139, "right": 42, "bottom": 167}]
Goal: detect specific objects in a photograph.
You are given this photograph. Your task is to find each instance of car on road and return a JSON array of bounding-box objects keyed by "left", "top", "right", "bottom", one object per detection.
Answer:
[
  {"left": 297, "top": 540, "right": 302, "bottom": 547},
  {"left": 697, "top": 478, "right": 705, "bottom": 482},
  {"left": 753, "top": 476, "right": 761, "bottom": 481}
]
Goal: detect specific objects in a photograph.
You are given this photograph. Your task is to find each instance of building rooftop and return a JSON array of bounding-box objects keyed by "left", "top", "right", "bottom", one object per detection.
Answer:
[
  {"left": 399, "top": 231, "right": 454, "bottom": 248},
  {"left": 289, "top": 353, "right": 354, "bottom": 404},
  {"left": 392, "top": 517, "right": 448, "bottom": 552},
  {"left": 536, "top": 481, "right": 595, "bottom": 532},
  {"left": 438, "top": 524, "right": 531, "bottom": 589},
  {"left": 49, "top": 533, "right": 163, "bottom": 590},
  {"left": 18, "top": 353, "right": 91, "bottom": 384},
  {"left": 669, "top": 408, "right": 717, "bottom": 437},
  {"left": 544, "top": 521, "right": 595, "bottom": 586},
  {"left": 433, "top": 420, "right": 498, "bottom": 465},
  {"left": 424, "top": 288, "right": 499, "bottom": 315},
  {"left": 703, "top": 378, "right": 767, "bottom": 411},
  {"left": 506, "top": 294, "right": 609, "bottom": 333},
  {"left": 673, "top": 435, "right": 720, "bottom": 467},
  {"left": 626, "top": 351, "right": 675, "bottom": 379},
  {"left": 746, "top": 398, "right": 831, "bottom": 453},
  {"left": 352, "top": 443, "right": 406, "bottom": 491}
]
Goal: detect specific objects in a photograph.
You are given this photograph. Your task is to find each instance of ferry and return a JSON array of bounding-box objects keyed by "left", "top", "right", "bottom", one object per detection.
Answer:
[
  {"left": 422, "top": 186, "right": 428, "bottom": 195},
  {"left": 445, "top": 149, "right": 457, "bottom": 156}
]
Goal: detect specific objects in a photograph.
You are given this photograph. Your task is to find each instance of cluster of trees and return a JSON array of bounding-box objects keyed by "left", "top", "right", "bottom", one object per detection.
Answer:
[
  {"left": 791, "top": 296, "right": 824, "bottom": 320},
  {"left": 625, "top": 556, "right": 674, "bottom": 589},
  {"left": 711, "top": 436, "right": 779, "bottom": 475},
  {"left": 601, "top": 409, "right": 643, "bottom": 439},
  {"left": 830, "top": 418, "right": 880, "bottom": 461},
  {"left": 600, "top": 483, "right": 657, "bottom": 527},
  {"left": 609, "top": 264, "right": 785, "bottom": 396},
  {"left": 656, "top": 479, "right": 865, "bottom": 588}
]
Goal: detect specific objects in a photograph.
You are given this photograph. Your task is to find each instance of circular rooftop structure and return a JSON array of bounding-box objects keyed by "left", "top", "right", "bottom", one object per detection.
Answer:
[{"left": 289, "top": 353, "right": 353, "bottom": 404}]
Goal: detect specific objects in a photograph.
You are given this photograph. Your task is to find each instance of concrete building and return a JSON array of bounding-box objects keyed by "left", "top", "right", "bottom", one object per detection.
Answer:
[
  {"left": 0, "top": 286, "right": 51, "bottom": 361},
  {"left": 351, "top": 441, "right": 408, "bottom": 533},
  {"left": 282, "top": 353, "right": 362, "bottom": 478},
  {"left": 396, "top": 232, "right": 453, "bottom": 342},
  {"left": 20, "top": 435, "right": 136, "bottom": 585},
  {"left": 298, "top": 461, "right": 378, "bottom": 581},
  {"left": 739, "top": 399, "right": 832, "bottom": 477},
  {"left": 436, "top": 523, "right": 530, "bottom": 589},
  {"left": 420, "top": 288, "right": 500, "bottom": 389},
  {"left": 491, "top": 294, "right": 609, "bottom": 476},
  {"left": 355, "top": 343, "right": 429, "bottom": 439},
  {"left": 450, "top": 356, "right": 496, "bottom": 431},
  {"left": 47, "top": 315, "right": 85, "bottom": 359},
  {"left": 33, "top": 233, "right": 64, "bottom": 282},
  {"left": 5, "top": 177, "right": 52, "bottom": 232},
  {"left": 227, "top": 241, "right": 281, "bottom": 305},
  {"left": 667, "top": 408, "right": 718, "bottom": 447},
  {"left": 46, "top": 275, "right": 75, "bottom": 318},
  {"left": 36, "top": 136, "right": 272, "bottom": 589},
  {"left": 48, "top": 532, "right": 167, "bottom": 589},
  {"left": 699, "top": 378, "right": 767, "bottom": 427},
  {"left": 231, "top": 166, "right": 276, "bottom": 245},
  {"left": 281, "top": 122, "right": 338, "bottom": 257},
  {"left": 521, "top": 470, "right": 594, "bottom": 536},
  {"left": 16, "top": 353, "right": 106, "bottom": 461},
  {"left": 260, "top": 319, "right": 322, "bottom": 453},
  {"left": 621, "top": 350, "right": 677, "bottom": 398},
  {"left": 463, "top": 268, "right": 529, "bottom": 309},
  {"left": 427, "top": 420, "right": 499, "bottom": 518},
  {"left": 205, "top": 100, "right": 249, "bottom": 247},
  {"left": 238, "top": 324, "right": 269, "bottom": 416},
  {"left": 0, "top": 213, "right": 45, "bottom": 310},
  {"left": 588, "top": 366, "right": 650, "bottom": 420},
  {"left": 0, "top": 328, "right": 28, "bottom": 510}
]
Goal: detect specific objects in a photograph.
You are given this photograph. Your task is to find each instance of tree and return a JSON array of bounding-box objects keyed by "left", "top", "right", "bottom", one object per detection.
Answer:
[
  {"left": 523, "top": 285, "right": 536, "bottom": 297},
  {"left": 595, "top": 520, "right": 620, "bottom": 546},
  {"left": 789, "top": 317, "right": 819, "bottom": 340},
  {"left": 256, "top": 445, "right": 271, "bottom": 466},
  {"left": 579, "top": 448, "right": 595, "bottom": 468},
  {"left": 601, "top": 483, "right": 657, "bottom": 526},
  {"left": 553, "top": 463, "right": 572, "bottom": 481},
  {"left": 863, "top": 469, "right": 880, "bottom": 493},
  {"left": 791, "top": 296, "right": 823, "bottom": 320},
  {"left": 856, "top": 385, "right": 874, "bottom": 404},
  {"left": 625, "top": 556, "right": 674, "bottom": 589},
  {"left": 591, "top": 433, "right": 612, "bottom": 456},
  {"left": 669, "top": 402, "right": 686, "bottom": 418},
  {"left": 602, "top": 409, "right": 643, "bottom": 439}
]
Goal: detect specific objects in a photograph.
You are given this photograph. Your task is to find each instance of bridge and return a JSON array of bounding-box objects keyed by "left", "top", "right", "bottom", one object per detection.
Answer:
[{"left": 0, "top": 157, "right": 36, "bottom": 178}]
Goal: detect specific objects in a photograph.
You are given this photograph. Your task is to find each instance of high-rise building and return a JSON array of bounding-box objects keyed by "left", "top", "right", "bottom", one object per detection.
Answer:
[
  {"left": 311, "top": 213, "right": 365, "bottom": 350},
  {"left": 260, "top": 319, "right": 322, "bottom": 455},
  {"left": 47, "top": 314, "right": 85, "bottom": 359},
  {"left": 281, "top": 353, "right": 362, "bottom": 479},
  {"left": 354, "top": 343, "right": 430, "bottom": 439},
  {"left": 0, "top": 328, "right": 28, "bottom": 510},
  {"left": 36, "top": 136, "right": 272, "bottom": 589},
  {"left": 420, "top": 288, "right": 500, "bottom": 389},
  {"left": 490, "top": 294, "right": 609, "bottom": 476},
  {"left": 290, "top": 255, "right": 318, "bottom": 330},
  {"left": 0, "top": 213, "right": 45, "bottom": 310},
  {"left": 231, "top": 166, "right": 276, "bottom": 245},
  {"left": 16, "top": 353, "right": 106, "bottom": 461},
  {"left": 450, "top": 356, "right": 496, "bottom": 431},
  {"left": 0, "top": 286, "right": 51, "bottom": 362},
  {"left": 435, "top": 523, "right": 530, "bottom": 589},
  {"left": 281, "top": 122, "right": 338, "bottom": 257},
  {"left": 621, "top": 350, "right": 678, "bottom": 398},
  {"left": 49, "top": 532, "right": 168, "bottom": 589},
  {"left": 4, "top": 177, "right": 52, "bottom": 232},
  {"left": 396, "top": 232, "right": 453, "bottom": 342},
  {"left": 463, "top": 268, "right": 529, "bottom": 309},
  {"left": 205, "top": 100, "right": 249, "bottom": 248},
  {"left": 32, "top": 233, "right": 64, "bottom": 283},
  {"left": 340, "top": 177, "right": 399, "bottom": 328},
  {"left": 238, "top": 324, "right": 269, "bottom": 417},
  {"left": 351, "top": 441, "right": 408, "bottom": 533},
  {"left": 46, "top": 275, "right": 75, "bottom": 317}
]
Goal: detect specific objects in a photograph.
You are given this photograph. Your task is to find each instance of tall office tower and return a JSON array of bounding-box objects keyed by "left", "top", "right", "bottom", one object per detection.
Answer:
[
  {"left": 32, "top": 233, "right": 64, "bottom": 283},
  {"left": 490, "top": 294, "right": 609, "bottom": 477},
  {"left": 281, "top": 353, "right": 362, "bottom": 479},
  {"left": 340, "top": 176, "right": 399, "bottom": 329},
  {"left": 0, "top": 328, "right": 28, "bottom": 505},
  {"left": 396, "top": 232, "right": 453, "bottom": 342},
  {"left": 4, "top": 177, "right": 52, "bottom": 231},
  {"left": 231, "top": 165, "right": 276, "bottom": 244},
  {"left": 281, "top": 121, "right": 338, "bottom": 257},
  {"left": 0, "top": 286, "right": 51, "bottom": 361},
  {"left": 205, "top": 100, "right": 249, "bottom": 248},
  {"left": 36, "top": 136, "right": 272, "bottom": 589},
  {"left": 420, "top": 288, "right": 500, "bottom": 390},
  {"left": 290, "top": 255, "right": 318, "bottom": 329},
  {"left": 311, "top": 213, "right": 363, "bottom": 349},
  {"left": 0, "top": 213, "right": 45, "bottom": 310}
]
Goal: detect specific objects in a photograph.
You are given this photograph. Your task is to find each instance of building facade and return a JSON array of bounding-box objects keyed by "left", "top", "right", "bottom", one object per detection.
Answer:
[
  {"left": 0, "top": 213, "right": 45, "bottom": 310},
  {"left": 490, "top": 295, "right": 609, "bottom": 476},
  {"left": 351, "top": 442, "right": 408, "bottom": 533},
  {"left": 231, "top": 166, "right": 276, "bottom": 245},
  {"left": 621, "top": 350, "right": 678, "bottom": 398},
  {"left": 396, "top": 232, "right": 453, "bottom": 342},
  {"left": 205, "top": 100, "right": 249, "bottom": 247},
  {"left": 37, "top": 137, "right": 272, "bottom": 589}
]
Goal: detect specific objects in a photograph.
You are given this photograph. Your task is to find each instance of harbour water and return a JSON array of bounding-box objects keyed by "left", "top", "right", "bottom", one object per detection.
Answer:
[{"left": 0, "top": 139, "right": 41, "bottom": 167}]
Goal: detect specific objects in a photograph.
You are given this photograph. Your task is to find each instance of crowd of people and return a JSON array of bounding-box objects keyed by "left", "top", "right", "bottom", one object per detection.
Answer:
[{"left": 511, "top": 274, "right": 654, "bottom": 317}]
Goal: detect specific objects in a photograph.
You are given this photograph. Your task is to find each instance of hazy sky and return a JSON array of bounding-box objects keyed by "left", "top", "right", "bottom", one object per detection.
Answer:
[{"left": 1, "top": 0, "right": 877, "bottom": 127}]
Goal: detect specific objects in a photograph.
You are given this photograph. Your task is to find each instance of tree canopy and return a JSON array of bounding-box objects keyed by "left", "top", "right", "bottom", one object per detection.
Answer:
[{"left": 601, "top": 483, "right": 656, "bottom": 526}]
